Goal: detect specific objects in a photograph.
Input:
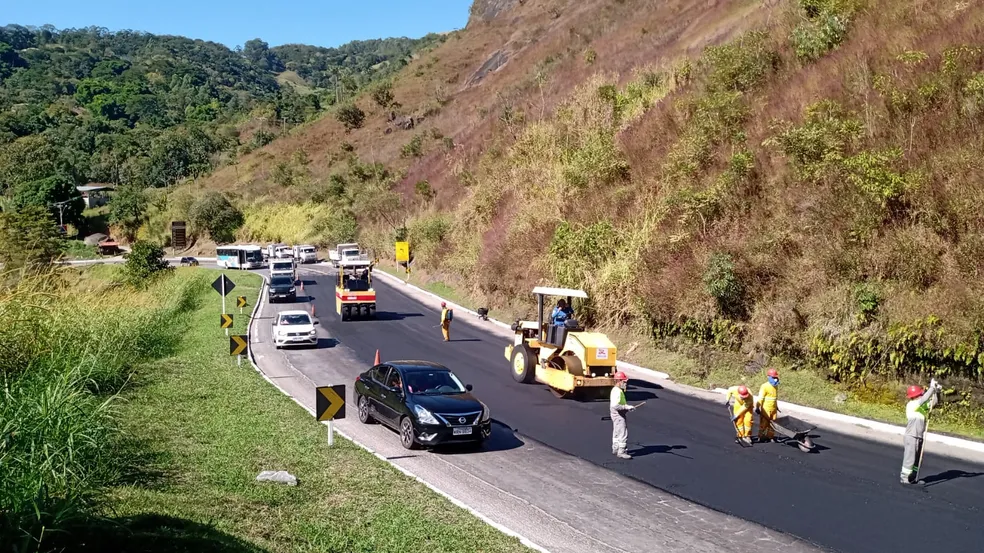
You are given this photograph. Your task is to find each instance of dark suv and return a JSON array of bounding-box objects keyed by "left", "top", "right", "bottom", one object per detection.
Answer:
[
  {"left": 354, "top": 360, "right": 491, "bottom": 450},
  {"left": 267, "top": 275, "right": 296, "bottom": 303}
]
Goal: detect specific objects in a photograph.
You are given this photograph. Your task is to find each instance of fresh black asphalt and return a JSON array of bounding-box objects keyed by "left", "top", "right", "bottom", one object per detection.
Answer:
[{"left": 292, "top": 269, "right": 984, "bottom": 553}]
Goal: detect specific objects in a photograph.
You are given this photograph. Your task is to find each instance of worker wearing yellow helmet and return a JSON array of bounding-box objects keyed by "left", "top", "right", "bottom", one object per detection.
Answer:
[
  {"left": 726, "top": 384, "right": 754, "bottom": 446},
  {"left": 756, "top": 369, "right": 780, "bottom": 443}
]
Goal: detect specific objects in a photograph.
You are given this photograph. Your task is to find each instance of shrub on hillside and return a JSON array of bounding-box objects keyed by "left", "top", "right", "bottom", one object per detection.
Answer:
[
  {"left": 335, "top": 103, "right": 365, "bottom": 131},
  {"left": 371, "top": 81, "right": 394, "bottom": 108},
  {"left": 702, "top": 253, "right": 746, "bottom": 319},
  {"left": 121, "top": 241, "right": 172, "bottom": 287},
  {"left": 401, "top": 135, "right": 424, "bottom": 158},
  {"left": 188, "top": 192, "right": 243, "bottom": 243}
]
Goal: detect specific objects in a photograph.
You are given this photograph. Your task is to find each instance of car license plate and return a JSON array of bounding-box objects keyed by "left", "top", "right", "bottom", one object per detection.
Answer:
[{"left": 453, "top": 427, "right": 473, "bottom": 436}]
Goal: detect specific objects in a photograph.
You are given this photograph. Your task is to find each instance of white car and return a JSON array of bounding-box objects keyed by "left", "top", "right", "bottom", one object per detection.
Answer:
[{"left": 272, "top": 310, "right": 319, "bottom": 349}]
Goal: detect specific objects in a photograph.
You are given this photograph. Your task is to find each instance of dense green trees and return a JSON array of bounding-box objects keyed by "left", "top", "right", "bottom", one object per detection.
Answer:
[
  {"left": 188, "top": 191, "right": 243, "bottom": 243},
  {"left": 0, "top": 205, "right": 62, "bottom": 270},
  {"left": 0, "top": 24, "right": 445, "bottom": 239}
]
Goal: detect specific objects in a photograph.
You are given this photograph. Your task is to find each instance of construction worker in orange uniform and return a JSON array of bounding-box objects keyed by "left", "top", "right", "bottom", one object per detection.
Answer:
[
  {"left": 756, "top": 369, "right": 780, "bottom": 443},
  {"left": 726, "top": 385, "right": 754, "bottom": 446},
  {"left": 440, "top": 302, "right": 451, "bottom": 342}
]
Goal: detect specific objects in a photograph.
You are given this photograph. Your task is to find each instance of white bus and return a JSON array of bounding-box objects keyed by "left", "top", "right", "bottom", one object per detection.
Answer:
[{"left": 216, "top": 245, "right": 264, "bottom": 269}]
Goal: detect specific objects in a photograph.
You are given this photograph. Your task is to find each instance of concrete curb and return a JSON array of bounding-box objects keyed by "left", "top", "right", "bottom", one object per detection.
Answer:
[
  {"left": 369, "top": 265, "right": 984, "bottom": 455},
  {"left": 369, "top": 267, "right": 672, "bottom": 381},
  {"left": 245, "top": 270, "right": 550, "bottom": 553}
]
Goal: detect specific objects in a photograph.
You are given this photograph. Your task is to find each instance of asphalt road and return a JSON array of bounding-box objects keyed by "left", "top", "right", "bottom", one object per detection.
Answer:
[{"left": 293, "top": 266, "right": 984, "bottom": 553}]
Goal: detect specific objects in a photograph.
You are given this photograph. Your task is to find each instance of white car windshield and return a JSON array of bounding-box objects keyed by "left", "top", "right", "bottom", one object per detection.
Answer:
[
  {"left": 404, "top": 370, "right": 466, "bottom": 395},
  {"left": 279, "top": 314, "right": 311, "bottom": 325}
]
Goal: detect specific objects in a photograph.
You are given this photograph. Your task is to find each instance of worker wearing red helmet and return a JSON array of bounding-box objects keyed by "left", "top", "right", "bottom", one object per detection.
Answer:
[
  {"left": 610, "top": 371, "right": 635, "bottom": 459},
  {"left": 726, "top": 384, "right": 755, "bottom": 445},
  {"left": 440, "top": 302, "right": 452, "bottom": 342},
  {"left": 900, "top": 378, "right": 942, "bottom": 484},
  {"left": 755, "top": 369, "right": 781, "bottom": 443}
]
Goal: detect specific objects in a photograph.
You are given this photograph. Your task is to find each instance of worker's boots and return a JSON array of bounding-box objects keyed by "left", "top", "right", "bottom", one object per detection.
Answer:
[{"left": 615, "top": 448, "right": 632, "bottom": 459}]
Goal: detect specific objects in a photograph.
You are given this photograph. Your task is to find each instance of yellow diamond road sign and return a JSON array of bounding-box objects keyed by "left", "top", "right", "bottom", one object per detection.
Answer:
[
  {"left": 395, "top": 241, "right": 409, "bottom": 262},
  {"left": 316, "top": 385, "right": 346, "bottom": 421},
  {"left": 229, "top": 335, "right": 247, "bottom": 356},
  {"left": 237, "top": 296, "right": 247, "bottom": 308},
  {"left": 220, "top": 314, "right": 233, "bottom": 328}
]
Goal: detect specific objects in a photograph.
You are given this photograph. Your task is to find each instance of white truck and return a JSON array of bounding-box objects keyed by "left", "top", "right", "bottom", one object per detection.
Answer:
[
  {"left": 265, "top": 243, "right": 286, "bottom": 260},
  {"left": 275, "top": 245, "right": 294, "bottom": 259},
  {"left": 293, "top": 244, "right": 318, "bottom": 264},
  {"left": 269, "top": 258, "right": 296, "bottom": 282},
  {"left": 329, "top": 242, "right": 360, "bottom": 267}
]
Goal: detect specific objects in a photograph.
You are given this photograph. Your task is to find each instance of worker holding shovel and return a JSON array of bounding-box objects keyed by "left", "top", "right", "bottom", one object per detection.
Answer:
[
  {"left": 900, "top": 378, "right": 942, "bottom": 485},
  {"left": 726, "top": 385, "right": 755, "bottom": 446}
]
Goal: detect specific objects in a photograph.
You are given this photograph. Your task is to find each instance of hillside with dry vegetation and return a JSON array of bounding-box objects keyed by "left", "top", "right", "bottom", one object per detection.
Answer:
[{"left": 160, "top": 0, "right": 984, "bottom": 432}]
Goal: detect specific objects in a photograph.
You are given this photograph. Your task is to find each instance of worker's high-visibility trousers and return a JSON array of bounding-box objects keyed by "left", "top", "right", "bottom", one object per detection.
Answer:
[
  {"left": 900, "top": 434, "right": 924, "bottom": 483},
  {"left": 759, "top": 405, "right": 777, "bottom": 440},
  {"left": 733, "top": 409, "right": 753, "bottom": 439},
  {"left": 441, "top": 321, "right": 450, "bottom": 341},
  {"left": 611, "top": 410, "right": 628, "bottom": 454}
]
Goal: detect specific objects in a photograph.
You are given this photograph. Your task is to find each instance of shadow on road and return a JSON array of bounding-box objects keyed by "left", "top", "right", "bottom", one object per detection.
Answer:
[
  {"left": 628, "top": 379, "right": 664, "bottom": 390},
  {"left": 922, "top": 469, "right": 984, "bottom": 487},
  {"left": 625, "top": 390, "right": 657, "bottom": 402},
  {"left": 450, "top": 338, "right": 482, "bottom": 343},
  {"left": 434, "top": 421, "right": 525, "bottom": 455},
  {"left": 629, "top": 444, "right": 691, "bottom": 459},
  {"left": 371, "top": 311, "right": 424, "bottom": 321},
  {"left": 316, "top": 338, "right": 338, "bottom": 348}
]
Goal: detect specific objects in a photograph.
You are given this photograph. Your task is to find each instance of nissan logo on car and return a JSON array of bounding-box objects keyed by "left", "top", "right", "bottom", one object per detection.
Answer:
[{"left": 458, "top": 417, "right": 466, "bottom": 424}]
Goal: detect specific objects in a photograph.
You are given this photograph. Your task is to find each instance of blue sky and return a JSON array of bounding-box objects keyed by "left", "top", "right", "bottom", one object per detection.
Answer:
[{"left": 3, "top": 0, "right": 473, "bottom": 49}]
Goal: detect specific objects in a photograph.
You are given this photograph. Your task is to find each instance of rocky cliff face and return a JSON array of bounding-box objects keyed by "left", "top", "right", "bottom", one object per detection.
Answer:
[{"left": 468, "top": 0, "right": 521, "bottom": 25}]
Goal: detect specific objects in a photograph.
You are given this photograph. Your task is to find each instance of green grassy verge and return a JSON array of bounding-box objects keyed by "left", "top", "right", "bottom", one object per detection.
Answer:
[{"left": 95, "top": 268, "right": 531, "bottom": 552}]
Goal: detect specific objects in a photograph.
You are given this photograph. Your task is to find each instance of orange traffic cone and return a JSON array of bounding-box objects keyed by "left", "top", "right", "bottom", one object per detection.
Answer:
[
  {"left": 374, "top": 349, "right": 381, "bottom": 365},
  {"left": 310, "top": 304, "right": 315, "bottom": 316},
  {"left": 300, "top": 281, "right": 304, "bottom": 293}
]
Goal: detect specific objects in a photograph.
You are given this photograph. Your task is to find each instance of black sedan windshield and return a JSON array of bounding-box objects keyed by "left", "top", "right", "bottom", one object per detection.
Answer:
[
  {"left": 270, "top": 277, "right": 293, "bottom": 286},
  {"left": 405, "top": 370, "right": 466, "bottom": 395}
]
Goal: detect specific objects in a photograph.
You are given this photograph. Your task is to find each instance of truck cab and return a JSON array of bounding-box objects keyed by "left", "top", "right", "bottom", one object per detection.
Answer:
[{"left": 269, "top": 258, "right": 296, "bottom": 282}]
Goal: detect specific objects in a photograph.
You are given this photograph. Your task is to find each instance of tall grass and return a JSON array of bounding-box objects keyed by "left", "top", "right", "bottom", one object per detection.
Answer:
[
  {"left": 240, "top": 200, "right": 355, "bottom": 246},
  {"left": 0, "top": 268, "right": 205, "bottom": 551}
]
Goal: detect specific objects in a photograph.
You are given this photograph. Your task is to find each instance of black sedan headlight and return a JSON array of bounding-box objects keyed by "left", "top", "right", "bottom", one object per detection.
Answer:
[{"left": 480, "top": 402, "right": 491, "bottom": 422}]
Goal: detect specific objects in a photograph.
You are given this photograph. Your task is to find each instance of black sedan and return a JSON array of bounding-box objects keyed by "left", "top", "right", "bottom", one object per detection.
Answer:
[
  {"left": 354, "top": 360, "right": 492, "bottom": 450},
  {"left": 267, "top": 275, "right": 296, "bottom": 303}
]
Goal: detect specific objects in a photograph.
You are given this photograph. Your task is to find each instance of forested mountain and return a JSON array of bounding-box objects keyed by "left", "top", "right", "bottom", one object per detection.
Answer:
[{"left": 0, "top": 23, "right": 444, "bottom": 229}]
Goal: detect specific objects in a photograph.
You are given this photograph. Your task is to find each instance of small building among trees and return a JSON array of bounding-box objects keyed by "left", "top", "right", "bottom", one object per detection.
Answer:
[{"left": 77, "top": 185, "right": 114, "bottom": 209}]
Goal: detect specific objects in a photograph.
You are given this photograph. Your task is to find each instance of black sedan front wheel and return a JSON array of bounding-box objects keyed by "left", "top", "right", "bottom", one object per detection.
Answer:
[
  {"left": 400, "top": 417, "right": 418, "bottom": 450},
  {"left": 357, "top": 395, "right": 375, "bottom": 424}
]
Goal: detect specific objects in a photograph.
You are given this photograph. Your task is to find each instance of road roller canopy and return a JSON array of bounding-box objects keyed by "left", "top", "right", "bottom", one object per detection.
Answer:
[{"left": 531, "top": 286, "right": 588, "bottom": 299}]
